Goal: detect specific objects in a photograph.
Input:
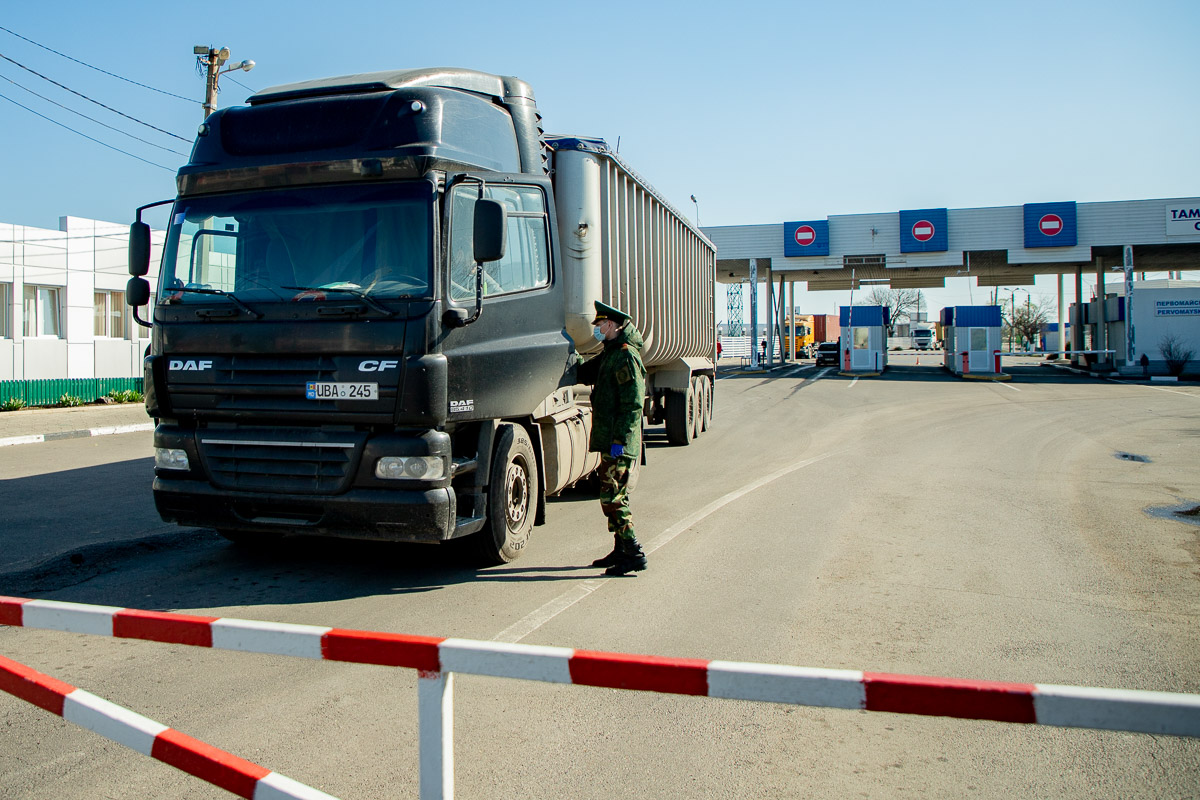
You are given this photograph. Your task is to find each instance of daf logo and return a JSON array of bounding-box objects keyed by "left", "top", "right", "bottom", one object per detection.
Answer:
[
  {"left": 168, "top": 359, "right": 213, "bottom": 371},
  {"left": 358, "top": 360, "right": 399, "bottom": 372}
]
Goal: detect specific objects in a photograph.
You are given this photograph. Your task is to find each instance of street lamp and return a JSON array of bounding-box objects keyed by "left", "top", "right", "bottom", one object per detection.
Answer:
[
  {"left": 195, "top": 46, "right": 256, "bottom": 120},
  {"left": 690, "top": 195, "right": 700, "bottom": 227}
]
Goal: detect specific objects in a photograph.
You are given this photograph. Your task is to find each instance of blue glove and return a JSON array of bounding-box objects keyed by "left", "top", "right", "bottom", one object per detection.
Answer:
[{"left": 609, "top": 444, "right": 624, "bottom": 458}]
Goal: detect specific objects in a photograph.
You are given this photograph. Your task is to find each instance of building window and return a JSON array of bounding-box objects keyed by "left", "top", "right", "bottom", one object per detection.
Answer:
[
  {"left": 0, "top": 283, "right": 10, "bottom": 338},
  {"left": 23, "top": 285, "right": 62, "bottom": 338},
  {"left": 94, "top": 290, "right": 128, "bottom": 338}
]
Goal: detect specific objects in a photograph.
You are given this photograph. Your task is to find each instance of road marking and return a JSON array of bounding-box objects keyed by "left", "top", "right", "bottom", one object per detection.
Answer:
[
  {"left": 848, "top": 377, "right": 858, "bottom": 388},
  {"left": 1145, "top": 385, "right": 1199, "bottom": 399},
  {"left": 995, "top": 381, "right": 1021, "bottom": 392},
  {"left": 492, "top": 452, "right": 835, "bottom": 644}
]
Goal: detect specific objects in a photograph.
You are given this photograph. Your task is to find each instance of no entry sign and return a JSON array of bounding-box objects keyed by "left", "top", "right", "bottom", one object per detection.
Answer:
[
  {"left": 783, "top": 220, "right": 830, "bottom": 256},
  {"left": 1023, "top": 202, "right": 1077, "bottom": 248},
  {"left": 1038, "top": 214, "right": 1063, "bottom": 236},
  {"left": 899, "top": 208, "right": 948, "bottom": 252}
]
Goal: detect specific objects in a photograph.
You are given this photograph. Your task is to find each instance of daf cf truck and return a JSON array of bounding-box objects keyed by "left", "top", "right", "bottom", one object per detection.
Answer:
[{"left": 126, "top": 68, "right": 716, "bottom": 563}]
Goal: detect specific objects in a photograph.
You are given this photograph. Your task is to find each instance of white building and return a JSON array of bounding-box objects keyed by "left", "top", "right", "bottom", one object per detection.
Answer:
[
  {"left": 0, "top": 217, "right": 163, "bottom": 382},
  {"left": 1072, "top": 279, "right": 1200, "bottom": 374}
]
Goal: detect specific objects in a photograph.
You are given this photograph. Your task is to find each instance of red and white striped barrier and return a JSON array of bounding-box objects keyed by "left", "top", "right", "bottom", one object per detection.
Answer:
[
  {"left": 0, "top": 652, "right": 337, "bottom": 800},
  {"left": 4, "top": 595, "right": 1199, "bottom": 799},
  {"left": 3, "top": 595, "right": 1198, "bottom": 736}
]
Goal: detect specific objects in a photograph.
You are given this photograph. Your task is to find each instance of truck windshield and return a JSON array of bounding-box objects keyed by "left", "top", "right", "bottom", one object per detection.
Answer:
[{"left": 159, "top": 183, "right": 432, "bottom": 303}]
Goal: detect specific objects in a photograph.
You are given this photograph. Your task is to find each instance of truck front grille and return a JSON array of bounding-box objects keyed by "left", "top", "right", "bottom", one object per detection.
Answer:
[
  {"left": 168, "top": 356, "right": 396, "bottom": 423},
  {"left": 198, "top": 433, "right": 365, "bottom": 495}
]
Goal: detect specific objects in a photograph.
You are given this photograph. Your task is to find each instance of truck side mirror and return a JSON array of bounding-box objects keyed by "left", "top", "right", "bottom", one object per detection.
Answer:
[
  {"left": 473, "top": 199, "right": 507, "bottom": 264},
  {"left": 126, "top": 276, "right": 152, "bottom": 328},
  {"left": 129, "top": 221, "right": 151, "bottom": 276},
  {"left": 127, "top": 276, "right": 151, "bottom": 306}
]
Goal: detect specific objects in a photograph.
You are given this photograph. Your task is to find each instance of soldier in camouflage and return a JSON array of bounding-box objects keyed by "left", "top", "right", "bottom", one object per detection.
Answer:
[{"left": 576, "top": 300, "right": 648, "bottom": 576}]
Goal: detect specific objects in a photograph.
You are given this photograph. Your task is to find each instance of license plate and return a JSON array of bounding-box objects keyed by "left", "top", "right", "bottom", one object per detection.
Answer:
[{"left": 305, "top": 382, "right": 378, "bottom": 400}]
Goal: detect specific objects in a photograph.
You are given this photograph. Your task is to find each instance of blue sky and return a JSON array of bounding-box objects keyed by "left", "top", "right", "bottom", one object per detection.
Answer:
[{"left": 1, "top": 0, "right": 1196, "bottom": 316}]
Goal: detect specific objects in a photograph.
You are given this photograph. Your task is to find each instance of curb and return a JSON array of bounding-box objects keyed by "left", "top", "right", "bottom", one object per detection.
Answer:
[{"left": 0, "top": 422, "right": 153, "bottom": 449}]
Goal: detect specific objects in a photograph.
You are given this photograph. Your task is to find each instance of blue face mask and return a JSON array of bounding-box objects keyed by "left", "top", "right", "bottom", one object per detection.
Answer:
[{"left": 592, "top": 326, "right": 606, "bottom": 343}]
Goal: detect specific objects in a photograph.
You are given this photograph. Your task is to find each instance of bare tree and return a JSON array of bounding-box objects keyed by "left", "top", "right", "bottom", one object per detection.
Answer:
[
  {"left": 862, "top": 288, "right": 925, "bottom": 333},
  {"left": 1002, "top": 296, "right": 1050, "bottom": 350},
  {"left": 1159, "top": 333, "right": 1195, "bottom": 376}
]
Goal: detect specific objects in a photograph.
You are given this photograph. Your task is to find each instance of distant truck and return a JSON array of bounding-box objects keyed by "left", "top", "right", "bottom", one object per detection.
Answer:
[
  {"left": 912, "top": 326, "right": 935, "bottom": 350},
  {"left": 813, "top": 314, "right": 841, "bottom": 344},
  {"left": 784, "top": 314, "right": 815, "bottom": 357},
  {"left": 125, "top": 68, "right": 716, "bottom": 563}
]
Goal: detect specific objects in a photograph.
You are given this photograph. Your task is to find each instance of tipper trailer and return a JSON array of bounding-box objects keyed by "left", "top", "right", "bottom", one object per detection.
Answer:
[{"left": 126, "top": 68, "right": 716, "bottom": 563}]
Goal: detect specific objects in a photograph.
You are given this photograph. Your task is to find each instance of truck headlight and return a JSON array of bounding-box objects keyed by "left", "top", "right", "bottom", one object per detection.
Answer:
[
  {"left": 375, "top": 456, "right": 445, "bottom": 481},
  {"left": 155, "top": 448, "right": 190, "bottom": 470}
]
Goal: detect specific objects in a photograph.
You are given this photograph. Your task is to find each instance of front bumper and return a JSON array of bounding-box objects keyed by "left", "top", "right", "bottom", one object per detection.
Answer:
[
  {"left": 153, "top": 479, "right": 455, "bottom": 542},
  {"left": 152, "top": 423, "right": 456, "bottom": 543}
]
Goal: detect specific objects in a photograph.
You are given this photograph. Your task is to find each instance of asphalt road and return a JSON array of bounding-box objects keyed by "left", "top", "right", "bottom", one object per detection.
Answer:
[{"left": 2, "top": 359, "right": 1198, "bottom": 798}]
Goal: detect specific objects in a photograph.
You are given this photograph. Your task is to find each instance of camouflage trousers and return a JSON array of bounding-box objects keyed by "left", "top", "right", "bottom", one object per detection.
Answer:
[{"left": 598, "top": 454, "right": 637, "bottom": 541}]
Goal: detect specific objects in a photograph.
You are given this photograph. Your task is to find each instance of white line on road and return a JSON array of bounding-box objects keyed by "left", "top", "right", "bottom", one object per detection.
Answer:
[
  {"left": 1146, "top": 385, "right": 1199, "bottom": 399},
  {"left": 492, "top": 452, "right": 835, "bottom": 644},
  {"left": 995, "top": 381, "right": 1021, "bottom": 392},
  {"left": 848, "top": 378, "right": 858, "bottom": 388}
]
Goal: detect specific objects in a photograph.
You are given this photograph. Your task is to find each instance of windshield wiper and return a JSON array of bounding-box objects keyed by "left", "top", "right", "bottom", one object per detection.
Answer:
[
  {"left": 282, "top": 285, "right": 396, "bottom": 317},
  {"left": 168, "top": 286, "right": 263, "bottom": 319}
]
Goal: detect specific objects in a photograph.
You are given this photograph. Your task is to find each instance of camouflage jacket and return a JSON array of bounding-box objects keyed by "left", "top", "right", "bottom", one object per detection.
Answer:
[{"left": 577, "top": 324, "right": 647, "bottom": 455}]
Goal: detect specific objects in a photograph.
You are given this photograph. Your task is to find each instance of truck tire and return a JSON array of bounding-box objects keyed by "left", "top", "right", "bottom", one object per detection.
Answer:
[
  {"left": 700, "top": 376, "right": 713, "bottom": 432},
  {"left": 665, "top": 386, "right": 695, "bottom": 446},
  {"left": 691, "top": 377, "right": 705, "bottom": 439},
  {"left": 472, "top": 423, "right": 538, "bottom": 564}
]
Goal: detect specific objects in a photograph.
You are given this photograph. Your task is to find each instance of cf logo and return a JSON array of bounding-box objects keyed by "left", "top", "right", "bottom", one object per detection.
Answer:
[{"left": 359, "top": 360, "right": 399, "bottom": 372}]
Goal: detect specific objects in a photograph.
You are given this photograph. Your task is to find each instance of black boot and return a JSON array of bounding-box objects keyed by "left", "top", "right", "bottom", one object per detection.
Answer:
[
  {"left": 604, "top": 537, "right": 647, "bottom": 576},
  {"left": 591, "top": 536, "right": 621, "bottom": 568}
]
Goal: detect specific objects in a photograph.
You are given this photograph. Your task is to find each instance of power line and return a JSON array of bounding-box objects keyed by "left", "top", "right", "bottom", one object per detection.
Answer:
[
  {"left": 0, "top": 25, "right": 193, "bottom": 103},
  {"left": 0, "top": 90, "right": 176, "bottom": 171},
  {"left": 224, "top": 74, "right": 259, "bottom": 95},
  {"left": 0, "top": 51, "right": 190, "bottom": 142},
  {"left": 0, "top": 72, "right": 189, "bottom": 157}
]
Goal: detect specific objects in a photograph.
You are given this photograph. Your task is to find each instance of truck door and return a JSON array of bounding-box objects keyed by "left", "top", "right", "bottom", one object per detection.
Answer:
[{"left": 441, "top": 181, "right": 570, "bottom": 421}]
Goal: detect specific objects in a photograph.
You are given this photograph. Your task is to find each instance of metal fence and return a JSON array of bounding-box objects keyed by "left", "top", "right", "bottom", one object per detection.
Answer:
[{"left": 0, "top": 377, "right": 143, "bottom": 407}]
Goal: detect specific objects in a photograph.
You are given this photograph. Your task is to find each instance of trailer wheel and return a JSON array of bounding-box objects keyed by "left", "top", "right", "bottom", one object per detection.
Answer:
[
  {"left": 691, "top": 377, "right": 705, "bottom": 439},
  {"left": 700, "top": 376, "right": 713, "bottom": 432},
  {"left": 472, "top": 423, "right": 538, "bottom": 564},
  {"left": 665, "top": 386, "right": 695, "bottom": 446}
]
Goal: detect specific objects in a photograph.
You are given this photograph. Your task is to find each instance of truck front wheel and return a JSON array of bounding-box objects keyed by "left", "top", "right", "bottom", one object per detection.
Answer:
[{"left": 472, "top": 423, "right": 538, "bottom": 564}]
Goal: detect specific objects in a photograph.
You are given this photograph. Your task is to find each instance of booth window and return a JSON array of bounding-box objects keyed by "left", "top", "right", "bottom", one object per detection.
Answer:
[
  {"left": 853, "top": 327, "right": 870, "bottom": 349},
  {"left": 970, "top": 328, "right": 987, "bottom": 351},
  {"left": 93, "top": 291, "right": 129, "bottom": 338},
  {"left": 23, "top": 285, "right": 62, "bottom": 338}
]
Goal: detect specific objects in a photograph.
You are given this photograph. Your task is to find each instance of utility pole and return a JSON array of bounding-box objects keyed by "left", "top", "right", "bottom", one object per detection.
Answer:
[{"left": 195, "top": 45, "right": 255, "bottom": 120}]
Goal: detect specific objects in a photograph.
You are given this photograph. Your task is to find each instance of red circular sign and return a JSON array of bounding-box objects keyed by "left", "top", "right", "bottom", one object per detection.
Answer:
[
  {"left": 911, "top": 220, "right": 935, "bottom": 242},
  {"left": 1039, "top": 213, "right": 1063, "bottom": 236},
  {"left": 794, "top": 225, "right": 816, "bottom": 246}
]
